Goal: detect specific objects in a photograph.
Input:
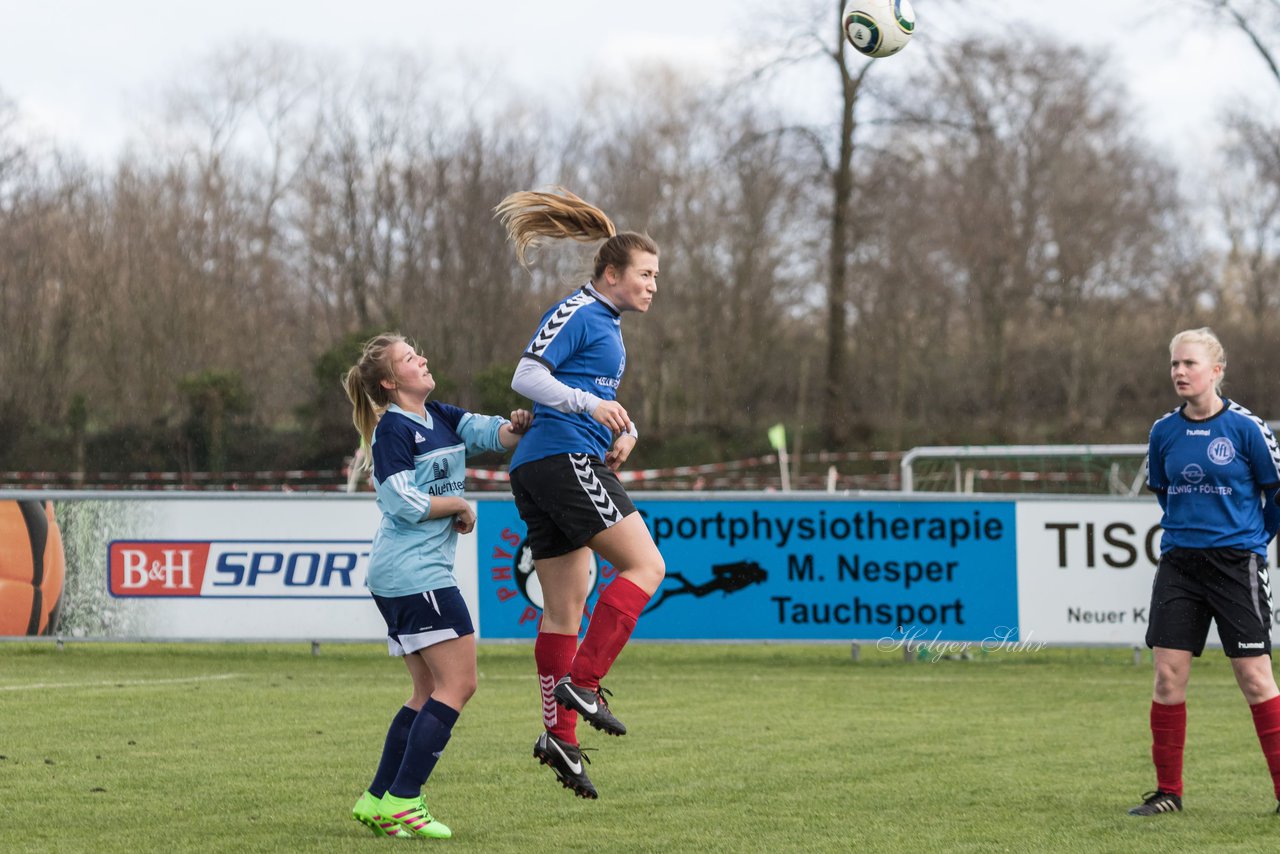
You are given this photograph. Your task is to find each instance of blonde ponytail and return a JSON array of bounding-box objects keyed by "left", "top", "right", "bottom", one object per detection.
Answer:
[{"left": 341, "top": 333, "right": 406, "bottom": 473}]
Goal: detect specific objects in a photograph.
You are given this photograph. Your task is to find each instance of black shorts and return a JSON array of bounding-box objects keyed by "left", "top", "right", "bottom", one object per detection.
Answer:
[
  {"left": 1145, "top": 547, "right": 1273, "bottom": 658},
  {"left": 372, "top": 586, "right": 474, "bottom": 656},
  {"left": 508, "top": 453, "right": 636, "bottom": 560}
]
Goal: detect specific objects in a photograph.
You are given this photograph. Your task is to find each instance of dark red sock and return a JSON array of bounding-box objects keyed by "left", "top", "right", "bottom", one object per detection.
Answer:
[
  {"left": 570, "top": 576, "right": 651, "bottom": 690},
  {"left": 536, "top": 631, "right": 578, "bottom": 743},
  {"left": 1250, "top": 695, "right": 1280, "bottom": 799},
  {"left": 1150, "top": 701, "right": 1186, "bottom": 797}
]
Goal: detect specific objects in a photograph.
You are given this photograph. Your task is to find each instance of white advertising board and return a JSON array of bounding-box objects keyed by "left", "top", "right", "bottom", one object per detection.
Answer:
[
  {"left": 43, "top": 495, "right": 480, "bottom": 641},
  {"left": 1016, "top": 499, "right": 1280, "bottom": 645}
]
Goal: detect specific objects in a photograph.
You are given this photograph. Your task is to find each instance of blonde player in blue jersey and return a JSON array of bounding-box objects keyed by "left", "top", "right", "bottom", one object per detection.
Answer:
[
  {"left": 1130, "top": 327, "right": 1280, "bottom": 817},
  {"left": 342, "top": 332, "right": 532, "bottom": 838},
  {"left": 494, "top": 188, "right": 667, "bottom": 799}
]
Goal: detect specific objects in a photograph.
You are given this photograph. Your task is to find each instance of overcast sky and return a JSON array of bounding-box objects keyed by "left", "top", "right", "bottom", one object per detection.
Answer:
[{"left": 0, "top": 0, "right": 1276, "bottom": 171}]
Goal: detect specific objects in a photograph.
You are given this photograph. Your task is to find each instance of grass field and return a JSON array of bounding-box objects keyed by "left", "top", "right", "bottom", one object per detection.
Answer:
[{"left": 2, "top": 641, "right": 1278, "bottom": 853}]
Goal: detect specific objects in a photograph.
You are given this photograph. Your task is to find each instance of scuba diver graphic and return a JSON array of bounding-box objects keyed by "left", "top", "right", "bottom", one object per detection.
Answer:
[
  {"left": 509, "top": 539, "right": 764, "bottom": 617},
  {"left": 643, "top": 560, "right": 768, "bottom": 614}
]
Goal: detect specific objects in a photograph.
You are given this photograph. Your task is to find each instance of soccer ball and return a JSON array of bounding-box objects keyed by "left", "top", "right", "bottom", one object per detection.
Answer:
[{"left": 843, "top": 0, "right": 916, "bottom": 58}]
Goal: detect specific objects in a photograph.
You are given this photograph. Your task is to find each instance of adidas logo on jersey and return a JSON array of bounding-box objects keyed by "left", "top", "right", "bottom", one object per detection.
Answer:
[{"left": 414, "top": 431, "right": 427, "bottom": 444}]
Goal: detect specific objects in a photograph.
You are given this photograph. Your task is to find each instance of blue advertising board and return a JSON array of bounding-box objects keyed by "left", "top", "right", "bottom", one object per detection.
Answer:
[{"left": 476, "top": 497, "right": 1018, "bottom": 641}]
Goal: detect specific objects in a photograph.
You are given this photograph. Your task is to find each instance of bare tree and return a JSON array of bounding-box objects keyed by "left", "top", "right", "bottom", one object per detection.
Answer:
[
  {"left": 1198, "top": 0, "right": 1280, "bottom": 86},
  {"left": 891, "top": 35, "right": 1190, "bottom": 438},
  {"left": 1216, "top": 111, "right": 1280, "bottom": 411}
]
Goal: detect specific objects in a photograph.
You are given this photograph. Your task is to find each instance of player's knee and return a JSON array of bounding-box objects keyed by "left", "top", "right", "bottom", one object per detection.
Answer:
[
  {"left": 1235, "top": 661, "right": 1277, "bottom": 702},
  {"left": 458, "top": 677, "right": 478, "bottom": 706},
  {"left": 649, "top": 552, "right": 666, "bottom": 584},
  {"left": 543, "top": 598, "right": 587, "bottom": 629},
  {"left": 632, "top": 553, "right": 665, "bottom": 591},
  {"left": 442, "top": 676, "right": 478, "bottom": 708},
  {"left": 1153, "top": 666, "right": 1188, "bottom": 703}
]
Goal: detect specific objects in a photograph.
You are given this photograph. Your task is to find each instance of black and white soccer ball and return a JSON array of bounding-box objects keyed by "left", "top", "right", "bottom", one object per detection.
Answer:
[{"left": 843, "top": 0, "right": 916, "bottom": 58}]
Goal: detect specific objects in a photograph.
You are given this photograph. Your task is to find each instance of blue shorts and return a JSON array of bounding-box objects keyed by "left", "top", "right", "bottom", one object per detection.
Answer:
[{"left": 371, "top": 586, "right": 474, "bottom": 656}]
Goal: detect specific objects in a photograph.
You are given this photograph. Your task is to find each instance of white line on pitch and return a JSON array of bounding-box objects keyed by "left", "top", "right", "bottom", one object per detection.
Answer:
[{"left": 0, "top": 673, "right": 242, "bottom": 692}]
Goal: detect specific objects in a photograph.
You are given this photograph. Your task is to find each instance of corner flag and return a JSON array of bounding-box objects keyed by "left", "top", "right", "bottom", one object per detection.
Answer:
[{"left": 767, "top": 423, "right": 787, "bottom": 453}]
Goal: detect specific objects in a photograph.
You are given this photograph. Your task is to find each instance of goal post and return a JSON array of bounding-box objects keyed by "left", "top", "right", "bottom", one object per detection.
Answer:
[{"left": 899, "top": 444, "right": 1149, "bottom": 495}]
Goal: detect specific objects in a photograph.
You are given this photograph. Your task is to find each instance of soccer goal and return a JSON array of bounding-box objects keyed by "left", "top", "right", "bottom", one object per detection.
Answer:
[{"left": 899, "top": 444, "right": 1149, "bottom": 495}]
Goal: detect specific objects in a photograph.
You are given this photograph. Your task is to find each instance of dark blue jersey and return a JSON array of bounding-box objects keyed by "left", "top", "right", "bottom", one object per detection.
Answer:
[
  {"left": 1147, "top": 398, "right": 1280, "bottom": 556},
  {"left": 510, "top": 286, "right": 625, "bottom": 471}
]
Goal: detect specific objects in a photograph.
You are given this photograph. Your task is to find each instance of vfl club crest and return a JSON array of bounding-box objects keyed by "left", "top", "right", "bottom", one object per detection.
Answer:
[{"left": 1207, "top": 437, "right": 1236, "bottom": 465}]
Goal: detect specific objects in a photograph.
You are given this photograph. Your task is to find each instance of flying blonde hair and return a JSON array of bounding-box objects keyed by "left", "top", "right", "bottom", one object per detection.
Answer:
[{"left": 494, "top": 186, "right": 658, "bottom": 277}]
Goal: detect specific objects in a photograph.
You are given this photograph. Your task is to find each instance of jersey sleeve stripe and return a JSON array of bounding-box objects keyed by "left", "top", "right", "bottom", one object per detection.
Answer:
[
  {"left": 1230, "top": 401, "right": 1280, "bottom": 479},
  {"left": 526, "top": 292, "right": 592, "bottom": 359},
  {"left": 389, "top": 469, "right": 431, "bottom": 514}
]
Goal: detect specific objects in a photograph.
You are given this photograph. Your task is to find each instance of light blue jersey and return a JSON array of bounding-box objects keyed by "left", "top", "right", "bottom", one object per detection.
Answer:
[
  {"left": 510, "top": 285, "right": 625, "bottom": 471},
  {"left": 1147, "top": 399, "right": 1280, "bottom": 556},
  {"left": 367, "top": 401, "right": 509, "bottom": 597}
]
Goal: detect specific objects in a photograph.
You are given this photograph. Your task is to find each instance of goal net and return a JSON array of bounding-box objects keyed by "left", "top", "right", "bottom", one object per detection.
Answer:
[{"left": 900, "top": 444, "right": 1149, "bottom": 495}]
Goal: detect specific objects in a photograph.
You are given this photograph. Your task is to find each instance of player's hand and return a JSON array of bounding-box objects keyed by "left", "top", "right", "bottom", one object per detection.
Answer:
[
  {"left": 591, "top": 400, "right": 631, "bottom": 435},
  {"left": 452, "top": 504, "right": 476, "bottom": 535},
  {"left": 508, "top": 409, "right": 533, "bottom": 433},
  {"left": 606, "top": 434, "right": 636, "bottom": 471}
]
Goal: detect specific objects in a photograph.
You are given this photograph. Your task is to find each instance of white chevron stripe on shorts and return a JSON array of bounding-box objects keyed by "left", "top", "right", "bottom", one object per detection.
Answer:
[{"left": 570, "top": 453, "right": 623, "bottom": 527}]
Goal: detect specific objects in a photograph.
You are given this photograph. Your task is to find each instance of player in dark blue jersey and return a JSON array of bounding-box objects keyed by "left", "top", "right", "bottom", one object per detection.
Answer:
[
  {"left": 1130, "top": 328, "right": 1280, "bottom": 817},
  {"left": 342, "top": 333, "right": 531, "bottom": 836},
  {"left": 495, "top": 188, "right": 667, "bottom": 799}
]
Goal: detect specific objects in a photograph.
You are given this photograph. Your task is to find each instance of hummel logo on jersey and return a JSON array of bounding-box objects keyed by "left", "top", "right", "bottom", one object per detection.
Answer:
[
  {"left": 1185, "top": 429, "right": 1210, "bottom": 436},
  {"left": 548, "top": 737, "right": 583, "bottom": 775},
  {"left": 414, "top": 431, "right": 427, "bottom": 444}
]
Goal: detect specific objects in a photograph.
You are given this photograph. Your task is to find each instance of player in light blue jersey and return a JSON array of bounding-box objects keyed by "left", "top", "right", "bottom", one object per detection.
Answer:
[
  {"left": 1130, "top": 327, "right": 1280, "bottom": 817},
  {"left": 495, "top": 188, "right": 667, "bottom": 799},
  {"left": 341, "top": 332, "right": 531, "bottom": 837}
]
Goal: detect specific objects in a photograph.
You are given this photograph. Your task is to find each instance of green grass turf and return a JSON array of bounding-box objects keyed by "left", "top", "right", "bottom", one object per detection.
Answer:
[{"left": 1, "top": 642, "right": 1277, "bottom": 853}]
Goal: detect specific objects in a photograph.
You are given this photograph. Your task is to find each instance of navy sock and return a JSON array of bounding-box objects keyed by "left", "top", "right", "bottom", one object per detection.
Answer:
[
  {"left": 369, "top": 705, "right": 418, "bottom": 798},
  {"left": 388, "top": 699, "right": 460, "bottom": 798}
]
